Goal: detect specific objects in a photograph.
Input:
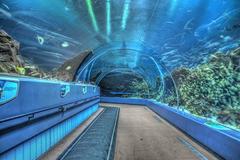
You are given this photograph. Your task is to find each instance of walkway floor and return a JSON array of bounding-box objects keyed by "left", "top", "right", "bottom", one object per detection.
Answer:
[{"left": 101, "top": 103, "right": 219, "bottom": 160}]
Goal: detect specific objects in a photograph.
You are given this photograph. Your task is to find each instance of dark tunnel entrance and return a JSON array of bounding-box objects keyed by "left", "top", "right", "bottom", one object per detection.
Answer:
[
  {"left": 75, "top": 42, "right": 179, "bottom": 106},
  {"left": 98, "top": 70, "right": 150, "bottom": 97}
]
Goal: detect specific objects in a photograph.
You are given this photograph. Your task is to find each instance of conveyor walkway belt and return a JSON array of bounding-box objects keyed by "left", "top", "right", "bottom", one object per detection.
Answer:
[{"left": 59, "top": 107, "right": 119, "bottom": 160}]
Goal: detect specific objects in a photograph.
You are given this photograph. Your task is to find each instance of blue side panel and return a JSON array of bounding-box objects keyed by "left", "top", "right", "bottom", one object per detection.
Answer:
[
  {"left": 101, "top": 97, "right": 146, "bottom": 105},
  {"left": 0, "top": 104, "right": 99, "bottom": 160},
  {"left": 101, "top": 97, "right": 240, "bottom": 160},
  {"left": 0, "top": 76, "right": 100, "bottom": 157},
  {"left": 0, "top": 76, "right": 100, "bottom": 120}
]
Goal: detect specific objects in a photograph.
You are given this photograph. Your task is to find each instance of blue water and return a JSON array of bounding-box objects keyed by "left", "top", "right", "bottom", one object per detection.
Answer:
[
  {"left": 0, "top": 0, "right": 239, "bottom": 70},
  {"left": 0, "top": 0, "right": 239, "bottom": 130}
]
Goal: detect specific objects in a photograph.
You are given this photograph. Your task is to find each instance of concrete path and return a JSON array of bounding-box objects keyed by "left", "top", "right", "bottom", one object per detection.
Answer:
[{"left": 101, "top": 103, "right": 219, "bottom": 160}]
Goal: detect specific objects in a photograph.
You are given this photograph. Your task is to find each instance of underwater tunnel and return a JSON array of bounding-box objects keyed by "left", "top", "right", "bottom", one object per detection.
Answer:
[{"left": 0, "top": 0, "right": 240, "bottom": 160}]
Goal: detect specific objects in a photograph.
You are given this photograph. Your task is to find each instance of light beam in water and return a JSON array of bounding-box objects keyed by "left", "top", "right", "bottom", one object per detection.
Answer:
[
  {"left": 106, "top": 0, "right": 111, "bottom": 36},
  {"left": 169, "top": 0, "right": 178, "bottom": 15},
  {"left": 86, "top": 0, "right": 99, "bottom": 32},
  {"left": 121, "top": 0, "right": 131, "bottom": 30}
]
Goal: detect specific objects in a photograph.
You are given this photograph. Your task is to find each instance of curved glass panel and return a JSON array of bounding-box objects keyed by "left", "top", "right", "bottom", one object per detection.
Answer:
[{"left": 0, "top": 0, "right": 239, "bottom": 130}]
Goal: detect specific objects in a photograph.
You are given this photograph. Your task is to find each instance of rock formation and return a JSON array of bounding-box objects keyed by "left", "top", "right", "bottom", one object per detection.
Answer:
[{"left": 55, "top": 50, "right": 93, "bottom": 81}]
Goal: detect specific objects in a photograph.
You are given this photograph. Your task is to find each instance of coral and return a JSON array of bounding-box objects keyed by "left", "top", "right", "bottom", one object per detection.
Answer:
[
  {"left": 165, "top": 48, "right": 240, "bottom": 129},
  {"left": 126, "top": 48, "right": 240, "bottom": 129},
  {"left": 0, "top": 29, "right": 22, "bottom": 73},
  {"left": 128, "top": 80, "right": 150, "bottom": 98},
  {"left": 162, "top": 67, "right": 191, "bottom": 106}
]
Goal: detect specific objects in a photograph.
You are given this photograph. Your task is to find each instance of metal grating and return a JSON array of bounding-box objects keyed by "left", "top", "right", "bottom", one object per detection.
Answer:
[{"left": 59, "top": 107, "right": 119, "bottom": 160}]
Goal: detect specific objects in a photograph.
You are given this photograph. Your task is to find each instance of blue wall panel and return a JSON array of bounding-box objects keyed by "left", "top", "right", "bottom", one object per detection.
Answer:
[
  {"left": 0, "top": 76, "right": 100, "bottom": 159},
  {"left": 0, "top": 104, "right": 98, "bottom": 160},
  {"left": 101, "top": 97, "right": 146, "bottom": 105},
  {"left": 0, "top": 76, "right": 100, "bottom": 121}
]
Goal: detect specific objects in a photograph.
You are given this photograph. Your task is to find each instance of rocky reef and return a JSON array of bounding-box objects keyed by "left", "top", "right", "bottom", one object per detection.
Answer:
[
  {"left": 128, "top": 48, "right": 240, "bottom": 129},
  {"left": 0, "top": 30, "right": 52, "bottom": 79},
  {"left": 54, "top": 50, "right": 92, "bottom": 81}
]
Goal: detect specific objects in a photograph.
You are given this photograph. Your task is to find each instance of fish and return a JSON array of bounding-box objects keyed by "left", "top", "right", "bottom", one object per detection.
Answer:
[
  {"left": 225, "top": 23, "right": 240, "bottom": 31},
  {"left": 232, "top": 23, "right": 240, "bottom": 29},
  {"left": 184, "top": 18, "right": 194, "bottom": 30},
  {"left": 36, "top": 35, "right": 45, "bottom": 45},
  {"left": 222, "top": 36, "right": 233, "bottom": 42},
  {"left": 61, "top": 41, "right": 69, "bottom": 48},
  {"left": 194, "top": 9, "right": 240, "bottom": 40},
  {"left": 2, "top": 3, "right": 10, "bottom": 10},
  {"left": 64, "top": 7, "right": 70, "bottom": 11},
  {"left": 0, "top": 8, "right": 12, "bottom": 18},
  {"left": 204, "top": 42, "right": 220, "bottom": 48},
  {"left": 218, "top": 43, "right": 239, "bottom": 52},
  {"left": 161, "top": 49, "right": 178, "bottom": 56},
  {"left": 166, "top": 21, "right": 174, "bottom": 24}
]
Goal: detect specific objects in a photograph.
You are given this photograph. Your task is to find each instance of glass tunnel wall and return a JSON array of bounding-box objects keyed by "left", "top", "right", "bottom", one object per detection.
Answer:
[{"left": 0, "top": 0, "right": 239, "bottom": 130}]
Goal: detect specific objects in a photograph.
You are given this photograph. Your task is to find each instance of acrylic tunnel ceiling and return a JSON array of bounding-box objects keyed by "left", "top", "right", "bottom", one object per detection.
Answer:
[{"left": 1, "top": 0, "right": 240, "bottom": 96}]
